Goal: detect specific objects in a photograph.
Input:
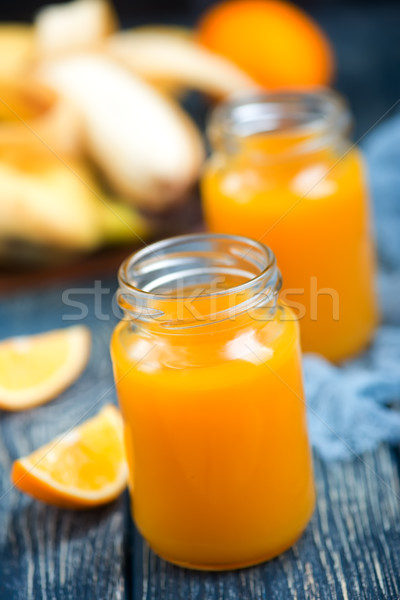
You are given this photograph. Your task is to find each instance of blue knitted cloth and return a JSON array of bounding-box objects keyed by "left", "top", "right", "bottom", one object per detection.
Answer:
[{"left": 305, "top": 112, "right": 400, "bottom": 460}]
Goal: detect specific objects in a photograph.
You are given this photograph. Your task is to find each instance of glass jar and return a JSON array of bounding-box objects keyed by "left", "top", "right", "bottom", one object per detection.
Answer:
[
  {"left": 110, "top": 233, "right": 315, "bottom": 570},
  {"left": 201, "top": 91, "right": 379, "bottom": 362}
]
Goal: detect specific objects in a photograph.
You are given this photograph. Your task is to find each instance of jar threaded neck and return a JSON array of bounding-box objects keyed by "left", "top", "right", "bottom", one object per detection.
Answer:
[
  {"left": 208, "top": 89, "right": 351, "bottom": 160},
  {"left": 117, "top": 234, "right": 282, "bottom": 330}
]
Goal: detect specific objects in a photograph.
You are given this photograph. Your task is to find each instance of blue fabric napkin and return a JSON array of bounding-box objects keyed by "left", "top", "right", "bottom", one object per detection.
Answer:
[{"left": 304, "top": 111, "right": 400, "bottom": 460}]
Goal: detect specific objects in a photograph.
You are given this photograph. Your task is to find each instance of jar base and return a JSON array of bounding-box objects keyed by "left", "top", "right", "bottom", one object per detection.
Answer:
[{"left": 147, "top": 527, "right": 309, "bottom": 572}]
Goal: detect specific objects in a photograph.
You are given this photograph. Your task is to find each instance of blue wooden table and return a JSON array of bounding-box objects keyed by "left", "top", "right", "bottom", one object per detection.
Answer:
[{"left": 0, "top": 281, "right": 399, "bottom": 599}]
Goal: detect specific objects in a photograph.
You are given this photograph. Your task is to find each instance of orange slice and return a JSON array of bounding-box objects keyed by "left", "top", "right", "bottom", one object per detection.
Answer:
[
  {"left": 0, "top": 326, "right": 91, "bottom": 411},
  {"left": 11, "top": 404, "right": 128, "bottom": 509}
]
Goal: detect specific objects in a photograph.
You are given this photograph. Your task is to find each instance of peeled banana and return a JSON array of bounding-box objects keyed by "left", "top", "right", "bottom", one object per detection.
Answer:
[
  {"left": 37, "top": 53, "right": 205, "bottom": 211},
  {"left": 107, "top": 27, "right": 258, "bottom": 98},
  {"left": 35, "top": 0, "right": 118, "bottom": 57}
]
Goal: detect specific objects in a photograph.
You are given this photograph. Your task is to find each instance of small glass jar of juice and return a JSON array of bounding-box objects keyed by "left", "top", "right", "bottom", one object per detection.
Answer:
[
  {"left": 201, "top": 91, "right": 378, "bottom": 362},
  {"left": 111, "top": 233, "right": 315, "bottom": 570}
]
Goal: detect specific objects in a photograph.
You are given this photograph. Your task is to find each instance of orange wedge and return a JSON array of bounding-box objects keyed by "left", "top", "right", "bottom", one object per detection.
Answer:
[
  {"left": 11, "top": 404, "right": 128, "bottom": 509},
  {"left": 0, "top": 326, "right": 91, "bottom": 411}
]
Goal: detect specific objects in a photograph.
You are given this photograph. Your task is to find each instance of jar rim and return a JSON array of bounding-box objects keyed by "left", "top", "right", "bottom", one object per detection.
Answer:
[
  {"left": 208, "top": 88, "right": 351, "bottom": 158},
  {"left": 117, "top": 233, "right": 282, "bottom": 328},
  {"left": 119, "top": 233, "right": 276, "bottom": 299}
]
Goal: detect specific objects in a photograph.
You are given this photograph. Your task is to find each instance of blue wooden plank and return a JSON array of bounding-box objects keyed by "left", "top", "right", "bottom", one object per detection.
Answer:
[{"left": 0, "top": 279, "right": 129, "bottom": 600}]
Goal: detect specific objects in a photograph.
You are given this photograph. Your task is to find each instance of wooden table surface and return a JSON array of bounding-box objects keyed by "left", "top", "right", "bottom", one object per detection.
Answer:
[{"left": 0, "top": 280, "right": 399, "bottom": 600}]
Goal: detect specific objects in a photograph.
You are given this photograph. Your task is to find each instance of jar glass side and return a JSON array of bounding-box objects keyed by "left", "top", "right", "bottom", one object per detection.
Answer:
[{"left": 201, "top": 90, "right": 379, "bottom": 361}]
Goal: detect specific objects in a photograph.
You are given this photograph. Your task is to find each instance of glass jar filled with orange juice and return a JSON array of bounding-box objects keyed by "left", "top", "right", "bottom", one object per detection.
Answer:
[
  {"left": 111, "top": 233, "right": 315, "bottom": 570},
  {"left": 201, "top": 91, "right": 378, "bottom": 362}
]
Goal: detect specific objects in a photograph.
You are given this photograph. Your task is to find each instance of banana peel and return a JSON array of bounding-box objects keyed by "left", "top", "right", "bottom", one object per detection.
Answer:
[
  {"left": 96, "top": 196, "right": 149, "bottom": 246},
  {"left": 0, "top": 77, "right": 82, "bottom": 158},
  {"left": 0, "top": 145, "right": 148, "bottom": 254},
  {"left": 0, "top": 25, "right": 36, "bottom": 79}
]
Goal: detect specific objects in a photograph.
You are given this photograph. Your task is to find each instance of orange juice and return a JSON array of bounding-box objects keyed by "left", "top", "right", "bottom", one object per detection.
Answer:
[
  {"left": 201, "top": 91, "right": 378, "bottom": 361},
  {"left": 111, "top": 234, "right": 315, "bottom": 570}
]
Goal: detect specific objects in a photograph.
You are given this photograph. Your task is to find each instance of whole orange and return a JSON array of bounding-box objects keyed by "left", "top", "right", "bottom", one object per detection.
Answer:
[{"left": 197, "top": 0, "right": 334, "bottom": 89}]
